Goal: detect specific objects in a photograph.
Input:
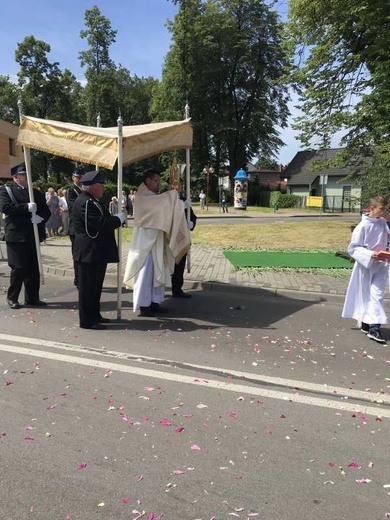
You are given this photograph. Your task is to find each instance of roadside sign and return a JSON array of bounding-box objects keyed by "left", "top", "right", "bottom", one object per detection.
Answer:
[{"left": 306, "top": 196, "right": 323, "bottom": 207}]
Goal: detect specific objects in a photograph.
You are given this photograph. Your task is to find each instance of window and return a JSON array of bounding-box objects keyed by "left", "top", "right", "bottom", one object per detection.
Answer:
[{"left": 9, "top": 138, "right": 16, "bottom": 156}]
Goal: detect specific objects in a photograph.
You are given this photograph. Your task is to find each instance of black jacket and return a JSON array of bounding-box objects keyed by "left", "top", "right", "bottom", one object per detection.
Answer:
[
  {"left": 66, "top": 184, "right": 82, "bottom": 236},
  {"left": 72, "top": 191, "right": 121, "bottom": 264},
  {"left": 0, "top": 184, "right": 50, "bottom": 242}
]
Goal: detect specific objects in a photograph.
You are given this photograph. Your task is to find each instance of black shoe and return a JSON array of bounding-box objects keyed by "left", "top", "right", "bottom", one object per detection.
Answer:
[
  {"left": 367, "top": 328, "right": 387, "bottom": 344},
  {"left": 139, "top": 306, "right": 155, "bottom": 317},
  {"left": 24, "top": 300, "right": 47, "bottom": 307},
  {"left": 80, "top": 324, "right": 107, "bottom": 330},
  {"left": 172, "top": 290, "right": 191, "bottom": 299},
  {"left": 150, "top": 302, "right": 168, "bottom": 313},
  {"left": 98, "top": 316, "right": 113, "bottom": 323},
  {"left": 360, "top": 322, "right": 370, "bottom": 334},
  {"left": 7, "top": 299, "right": 21, "bottom": 310}
]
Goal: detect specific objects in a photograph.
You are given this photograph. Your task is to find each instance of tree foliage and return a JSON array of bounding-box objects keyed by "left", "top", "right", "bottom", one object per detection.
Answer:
[
  {"left": 287, "top": 0, "right": 390, "bottom": 197},
  {"left": 154, "top": 0, "right": 290, "bottom": 180}
]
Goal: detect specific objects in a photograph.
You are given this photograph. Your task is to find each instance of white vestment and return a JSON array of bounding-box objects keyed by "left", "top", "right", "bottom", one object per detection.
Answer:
[
  {"left": 123, "top": 183, "right": 190, "bottom": 311},
  {"left": 342, "top": 215, "right": 390, "bottom": 324}
]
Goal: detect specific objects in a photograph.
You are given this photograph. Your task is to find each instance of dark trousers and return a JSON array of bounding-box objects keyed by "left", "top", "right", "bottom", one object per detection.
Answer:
[
  {"left": 77, "top": 262, "right": 107, "bottom": 327},
  {"left": 70, "top": 235, "right": 78, "bottom": 285},
  {"left": 6, "top": 241, "right": 40, "bottom": 302},
  {"left": 172, "top": 254, "right": 186, "bottom": 294}
]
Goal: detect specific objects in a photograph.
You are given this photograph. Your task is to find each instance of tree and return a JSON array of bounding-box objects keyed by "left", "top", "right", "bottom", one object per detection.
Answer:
[
  {"left": 0, "top": 75, "right": 20, "bottom": 124},
  {"left": 155, "top": 0, "right": 290, "bottom": 183},
  {"left": 79, "top": 5, "right": 118, "bottom": 125},
  {"left": 15, "top": 36, "right": 85, "bottom": 181},
  {"left": 287, "top": 0, "right": 390, "bottom": 197}
]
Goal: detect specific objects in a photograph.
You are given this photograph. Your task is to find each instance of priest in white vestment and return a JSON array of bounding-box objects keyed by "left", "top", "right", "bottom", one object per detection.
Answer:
[{"left": 123, "top": 169, "right": 190, "bottom": 316}]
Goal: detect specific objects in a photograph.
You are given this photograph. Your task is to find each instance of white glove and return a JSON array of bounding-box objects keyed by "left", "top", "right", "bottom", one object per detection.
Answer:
[
  {"left": 188, "top": 221, "right": 194, "bottom": 230},
  {"left": 31, "top": 214, "right": 44, "bottom": 224},
  {"left": 27, "top": 202, "right": 37, "bottom": 212},
  {"left": 184, "top": 198, "right": 191, "bottom": 209},
  {"left": 116, "top": 212, "right": 126, "bottom": 224}
]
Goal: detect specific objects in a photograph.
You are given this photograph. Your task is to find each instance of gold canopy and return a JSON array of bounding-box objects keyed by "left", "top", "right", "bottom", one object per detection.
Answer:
[{"left": 17, "top": 116, "right": 193, "bottom": 170}]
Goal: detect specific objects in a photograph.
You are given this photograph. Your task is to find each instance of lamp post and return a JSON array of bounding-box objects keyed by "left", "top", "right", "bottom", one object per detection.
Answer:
[{"left": 203, "top": 163, "right": 214, "bottom": 211}]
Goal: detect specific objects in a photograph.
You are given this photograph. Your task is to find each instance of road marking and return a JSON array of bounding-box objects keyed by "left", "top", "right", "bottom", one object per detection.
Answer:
[
  {"left": 0, "top": 342, "right": 388, "bottom": 418},
  {"left": 0, "top": 332, "right": 388, "bottom": 405}
]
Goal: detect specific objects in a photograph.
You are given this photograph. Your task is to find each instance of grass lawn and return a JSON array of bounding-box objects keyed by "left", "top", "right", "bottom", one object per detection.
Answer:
[
  {"left": 118, "top": 220, "right": 353, "bottom": 251},
  {"left": 191, "top": 221, "right": 353, "bottom": 250}
]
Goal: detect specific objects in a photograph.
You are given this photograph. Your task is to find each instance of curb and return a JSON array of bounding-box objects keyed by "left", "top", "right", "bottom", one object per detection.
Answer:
[{"left": 42, "top": 263, "right": 348, "bottom": 303}]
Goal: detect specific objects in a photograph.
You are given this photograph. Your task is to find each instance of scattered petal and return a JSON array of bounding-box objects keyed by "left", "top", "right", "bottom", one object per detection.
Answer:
[
  {"left": 356, "top": 478, "right": 371, "bottom": 484},
  {"left": 160, "top": 419, "right": 171, "bottom": 426},
  {"left": 191, "top": 444, "right": 201, "bottom": 451},
  {"left": 77, "top": 462, "right": 87, "bottom": 470}
]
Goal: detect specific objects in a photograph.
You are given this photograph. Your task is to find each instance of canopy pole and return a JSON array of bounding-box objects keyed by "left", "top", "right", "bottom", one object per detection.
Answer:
[
  {"left": 116, "top": 113, "right": 123, "bottom": 320},
  {"left": 96, "top": 113, "right": 101, "bottom": 172},
  {"left": 17, "top": 99, "right": 45, "bottom": 285},
  {"left": 184, "top": 103, "right": 191, "bottom": 273}
]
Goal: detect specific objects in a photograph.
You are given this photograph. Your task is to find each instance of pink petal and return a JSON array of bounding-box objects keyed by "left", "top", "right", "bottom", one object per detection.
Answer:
[
  {"left": 77, "top": 462, "right": 87, "bottom": 470},
  {"left": 25, "top": 436, "right": 34, "bottom": 441},
  {"left": 160, "top": 419, "right": 171, "bottom": 426},
  {"left": 65, "top": 515, "right": 71, "bottom": 520},
  {"left": 356, "top": 478, "right": 371, "bottom": 484},
  {"left": 191, "top": 444, "right": 201, "bottom": 451},
  {"left": 173, "top": 470, "right": 185, "bottom": 475},
  {"left": 136, "top": 474, "right": 143, "bottom": 482},
  {"left": 229, "top": 413, "right": 238, "bottom": 418},
  {"left": 4, "top": 381, "right": 14, "bottom": 386},
  {"left": 175, "top": 427, "right": 184, "bottom": 433},
  {"left": 25, "top": 426, "right": 33, "bottom": 431},
  {"left": 144, "top": 387, "right": 155, "bottom": 392},
  {"left": 122, "top": 498, "right": 131, "bottom": 504},
  {"left": 348, "top": 462, "right": 359, "bottom": 468}
]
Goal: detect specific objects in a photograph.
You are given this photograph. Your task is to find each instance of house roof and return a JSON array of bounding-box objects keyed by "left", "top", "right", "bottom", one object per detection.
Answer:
[{"left": 285, "top": 148, "right": 355, "bottom": 186}]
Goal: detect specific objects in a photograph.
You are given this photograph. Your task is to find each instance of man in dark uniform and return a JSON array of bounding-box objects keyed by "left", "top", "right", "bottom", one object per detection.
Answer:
[
  {"left": 171, "top": 181, "right": 197, "bottom": 298},
  {"left": 0, "top": 165, "right": 50, "bottom": 309},
  {"left": 72, "top": 171, "right": 125, "bottom": 330},
  {"left": 66, "top": 167, "right": 84, "bottom": 287}
]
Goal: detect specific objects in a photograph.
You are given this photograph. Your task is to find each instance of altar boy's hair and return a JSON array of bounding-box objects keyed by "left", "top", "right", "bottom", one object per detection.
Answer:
[{"left": 370, "top": 195, "right": 389, "bottom": 207}]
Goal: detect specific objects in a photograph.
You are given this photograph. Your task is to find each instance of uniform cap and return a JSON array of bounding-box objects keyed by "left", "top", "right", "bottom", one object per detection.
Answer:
[
  {"left": 81, "top": 170, "right": 105, "bottom": 186},
  {"left": 72, "top": 167, "right": 85, "bottom": 177},
  {"left": 12, "top": 165, "right": 27, "bottom": 175}
]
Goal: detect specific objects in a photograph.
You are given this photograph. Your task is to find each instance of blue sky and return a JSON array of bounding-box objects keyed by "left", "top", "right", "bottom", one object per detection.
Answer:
[{"left": 0, "top": 0, "right": 309, "bottom": 165}]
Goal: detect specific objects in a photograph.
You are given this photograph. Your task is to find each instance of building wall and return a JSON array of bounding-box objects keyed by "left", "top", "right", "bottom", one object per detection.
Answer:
[{"left": 0, "top": 120, "right": 24, "bottom": 179}]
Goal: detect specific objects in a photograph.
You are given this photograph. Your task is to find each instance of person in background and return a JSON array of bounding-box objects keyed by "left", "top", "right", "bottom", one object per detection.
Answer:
[
  {"left": 342, "top": 195, "right": 390, "bottom": 344},
  {"left": 109, "top": 196, "right": 119, "bottom": 215},
  {"left": 45, "top": 187, "right": 62, "bottom": 237},
  {"left": 66, "top": 167, "right": 84, "bottom": 286},
  {"left": 72, "top": 171, "right": 125, "bottom": 330},
  {"left": 58, "top": 188, "right": 69, "bottom": 235},
  {"left": 199, "top": 189, "right": 206, "bottom": 210},
  {"left": 221, "top": 194, "right": 229, "bottom": 213},
  {"left": 0, "top": 165, "right": 50, "bottom": 309},
  {"left": 128, "top": 190, "right": 134, "bottom": 217},
  {"left": 120, "top": 190, "right": 128, "bottom": 227}
]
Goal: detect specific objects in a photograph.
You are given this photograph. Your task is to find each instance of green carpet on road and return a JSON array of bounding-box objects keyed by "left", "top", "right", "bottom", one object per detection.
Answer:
[{"left": 223, "top": 251, "right": 353, "bottom": 269}]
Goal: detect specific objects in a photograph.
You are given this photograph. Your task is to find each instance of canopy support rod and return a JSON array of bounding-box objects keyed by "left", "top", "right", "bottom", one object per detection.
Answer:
[
  {"left": 116, "top": 113, "right": 123, "bottom": 319},
  {"left": 17, "top": 99, "right": 45, "bottom": 285},
  {"left": 185, "top": 103, "right": 191, "bottom": 273}
]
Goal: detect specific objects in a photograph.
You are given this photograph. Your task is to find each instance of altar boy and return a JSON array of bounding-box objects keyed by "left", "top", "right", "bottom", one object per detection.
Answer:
[{"left": 342, "top": 195, "right": 390, "bottom": 343}]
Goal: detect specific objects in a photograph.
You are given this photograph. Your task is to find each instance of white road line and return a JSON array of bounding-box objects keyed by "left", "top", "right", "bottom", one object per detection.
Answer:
[
  {"left": 0, "top": 343, "right": 388, "bottom": 418},
  {"left": 0, "top": 332, "right": 388, "bottom": 405}
]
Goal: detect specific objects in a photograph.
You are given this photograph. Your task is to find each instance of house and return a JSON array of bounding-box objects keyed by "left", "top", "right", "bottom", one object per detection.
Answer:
[
  {"left": 0, "top": 119, "right": 25, "bottom": 179},
  {"left": 285, "top": 148, "right": 361, "bottom": 212},
  {"left": 246, "top": 162, "right": 287, "bottom": 192}
]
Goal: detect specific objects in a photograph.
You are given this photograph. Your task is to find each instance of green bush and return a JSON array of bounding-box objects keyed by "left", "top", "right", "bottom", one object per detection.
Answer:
[{"left": 270, "top": 192, "right": 301, "bottom": 208}]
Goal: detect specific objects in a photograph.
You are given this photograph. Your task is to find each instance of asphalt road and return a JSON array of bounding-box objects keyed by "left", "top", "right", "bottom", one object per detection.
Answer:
[{"left": 0, "top": 269, "right": 389, "bottom": 520}]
